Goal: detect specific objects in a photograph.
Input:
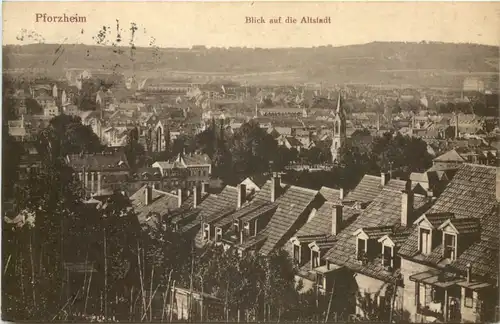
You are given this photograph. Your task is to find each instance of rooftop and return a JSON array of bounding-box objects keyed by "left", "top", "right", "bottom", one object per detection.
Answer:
[{"left": 66, "top": 152, "right": 129, "bottom": 171}]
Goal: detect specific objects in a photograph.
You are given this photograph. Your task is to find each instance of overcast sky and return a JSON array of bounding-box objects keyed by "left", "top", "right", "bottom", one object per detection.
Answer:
[{"left": 3, "top": 2, "right": 499, "bottom": 48}]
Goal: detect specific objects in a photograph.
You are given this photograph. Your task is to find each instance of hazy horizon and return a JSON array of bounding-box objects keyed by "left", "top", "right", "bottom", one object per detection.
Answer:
[
  {"left": 3, "top": 40, "right": 498, "bottom": 49},
  {"left": 3, "top": 2, "right": 499, "bottom": 48}
]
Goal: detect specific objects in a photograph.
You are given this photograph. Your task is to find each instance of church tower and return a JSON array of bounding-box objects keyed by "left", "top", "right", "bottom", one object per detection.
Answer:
[{"left": 331, "top": 92, "right": 346, "bottom": 163}]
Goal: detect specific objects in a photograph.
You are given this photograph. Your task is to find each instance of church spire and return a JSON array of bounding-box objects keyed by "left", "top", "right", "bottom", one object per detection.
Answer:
[
  {"left": 331, "top": 91, "right": 346, "bottom": 164},
  {"left": 336, "top": 91, "right": 345, "bottom": 116}
]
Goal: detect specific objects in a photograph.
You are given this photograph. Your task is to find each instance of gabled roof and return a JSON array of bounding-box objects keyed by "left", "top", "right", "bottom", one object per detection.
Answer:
[
  {"left": 399, "top": 164, "right": 498, "bottom": 279},
  {"left": 258, "top": 185, "right": 319, "bottom": 256},
  {"left": 438, "top": 218, "right": 480, "bottom": 235},
  {"left": 353, "top": 226, "right": 394, "bottom": 240},
  {"left": 324, "top": 183, "right": 431, "bottom": 282},
  {"left": 343, "top": 174, "right": 383, "bottom": 205},
  {"left": 212, "top": 200, "right": 276, "bottom": 228},
  {"left": 413, "top": 212, "right": 455, "bottom": 228},
  {"left": 153, "top": 161, "right": 186, "bottom": 169},
  {"left": 130, "top": 186, "right": 179, "bottom": 228},
  {"left": 433, "top": 149, "right": 466, "bottom": 163},
  {"left": 318, "top": 186, "right": 342, "bottom": 204},
  {"left": 181, "top": 153, "right": 212, "bottom": 166},
  {"left": 426, "top": 164, "right": 496, "bottom": 230},
  {"left": 309, "top": 237, "right": 337, "bottom": 252},
  {"left": 295, "top": 202, "right": 359, "bottom": 237},
  {"left": 66, "top": 152, "right": 129, "bottom": 170},
  {"left": 198, "top": 186, "right": 239, "bottom": 222},
  {"left": 378, "top": 230, "right": 411, "bottom": 247},
  {"left": 247, "top": 174, "right": 270, "bottom": 188}
]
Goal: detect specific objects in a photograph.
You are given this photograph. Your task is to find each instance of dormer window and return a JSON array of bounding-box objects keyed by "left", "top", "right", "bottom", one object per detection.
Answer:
[
  {"left": 353, "top": 228, "right": 371, "bottom": 261},
  {"left": 443, "top": 233, "right": 456, "bottom": 260},
  {"left": 357, "top": 238, "right": 367, "bottom": 260},
  {"left": 293, "top": 243, "right": 301, "bottom": 263},
  {"left": 317, "top": 273, "right": 325, "bottom": 289},
  {"left": 202, "top": 223, "right": 210, "bottom": 241},
  {"left": 382, "top": 245, "right": 393, "bottom": 267},
  {"left": 244, "top": 222, "right": 250, "bottom": 237},
  {"left": 312, "top": 250, "right": 320, "bottom": 268},
  {"left": 215, "top": 227, "right": 222, "bottom": 242},
  {"left": 419, "top": 228, "right": 431, "bottom": 255}
]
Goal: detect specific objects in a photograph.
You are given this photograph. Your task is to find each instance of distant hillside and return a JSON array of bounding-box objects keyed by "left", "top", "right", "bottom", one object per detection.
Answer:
[{"left": 3, "top": 42, "right": 498, "bottom": 88}]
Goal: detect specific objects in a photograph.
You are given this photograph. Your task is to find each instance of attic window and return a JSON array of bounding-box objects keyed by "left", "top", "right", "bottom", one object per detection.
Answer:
[
  {"left": 293, "top": 243, "right": 301, "bottom": 263},
  {"left": 215, "top": 227, "right": 222, "bottom": 242},
  {"left": 357, "top": 238, "right": 367, "bottom": 260},
  {"left": 419, "top": 228, "right": 431, "bottom": 255},
  {"left": 244, "top": 222, "right": 251, "bottom": 237},
  {"left": 203, "top": 223, "right": 210, "bottom": 241},
  {"left": 312, "top": 250, "right": 320, "bottom": 268},
  {"left": 443, "top": 233, "right": 457, "bottom": 260},
  {"left": 317, "top": 273, "right": 325, "bottom": 289},
  {"left": 382, "top": 245, "right": 393, "bottom": 268}
]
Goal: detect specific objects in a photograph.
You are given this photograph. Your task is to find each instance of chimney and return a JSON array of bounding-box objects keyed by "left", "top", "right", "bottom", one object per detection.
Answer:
[
  {"left": 401, "top": 180, "right": 414, "bottom": 227},
  {"left": 237, "top": 184, "right": 247, "bottom": 208},
  {"left": 381, "top": 172, "right": 390, "bottom": 186},
  {"left": 332, "top": 204, "right": 343, "bottom": 236},
  {"left": 455, "top": 113, "right": 459, "bottom": 139},
  {"left": 201, "top": 182, "right": 209, "bottom": 195},
  {"left": 271, "top": 173, "right": 281, "bottom": 202},
  {"left": 177, "top": 188, "right": 184, "bottom": 208},
  {"left": 193, "top": 185, "right": 200, "bottom": 208},
  {"left": 145, "top": 185, "right": 152, "bottom": 206},
  {"left": 339, "top": 188, "right": 344, "bottom": 200},
  {"left": 466, "top": 263, "right": 472, "bottom": 283}
]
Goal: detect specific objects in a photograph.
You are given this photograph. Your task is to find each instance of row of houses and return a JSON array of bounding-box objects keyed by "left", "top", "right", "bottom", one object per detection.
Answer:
[{"left": 126, "top": 153, "right": 498, "bottom": 323}]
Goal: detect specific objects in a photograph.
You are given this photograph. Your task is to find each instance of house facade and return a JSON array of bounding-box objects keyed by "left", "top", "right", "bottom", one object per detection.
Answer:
[
  {"left": 398, "top": 164, "right": 498, "bottom": 323},
  {"left": 66, "top": 151, "right": 130, "bottom": 197}
]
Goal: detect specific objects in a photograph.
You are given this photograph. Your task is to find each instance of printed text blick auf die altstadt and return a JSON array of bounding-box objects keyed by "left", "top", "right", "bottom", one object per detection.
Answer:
[{"left": 245, "top": 16, "right": 332, "bottom": 24}]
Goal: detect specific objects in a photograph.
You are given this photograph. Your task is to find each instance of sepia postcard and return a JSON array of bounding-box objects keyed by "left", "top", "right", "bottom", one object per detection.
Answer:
[{"left": 2, "top": 1, "right": 499, "bottom": 323}]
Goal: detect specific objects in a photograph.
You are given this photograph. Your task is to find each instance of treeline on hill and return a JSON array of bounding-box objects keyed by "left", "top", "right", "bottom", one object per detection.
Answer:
[
  {"left": 4, "top": 42, "right": 497, "bottom": 73},
  {"left": 3, "top": 42, "right": 498, "bottom": 87},
  {"left": 3, "top": 115, "right": 431, "bottom": 321}
]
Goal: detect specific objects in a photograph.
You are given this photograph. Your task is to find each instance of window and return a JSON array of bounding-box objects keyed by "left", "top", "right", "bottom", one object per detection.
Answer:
[
  {"left": 293, "top": 244, "right": 301, "bottom": 263},
  {"left": 249, "top": 221, "right": 256, "bottom": 237},
  {"left": 357, "top": 238, "right": 367, "bottom": 260},
  {"left": 203, "top": 223, "right": 210, "bottom": 241},
  {"left": 244, "top": 222, "right": 250, "bottom": 237},
  {"left": 215, "top": 227, "right": 222, "bottom": 242},
  {"left": 233, "top": 220, "right": 239, "bottom": 233},
  {"left": 383, "top": 245, "right": 393, "bottom": 267},
  {"left": 464, "top": 288, "right": 473, "bottom": 308},
  {"left": 420, "top": 228, "right": 431, "bottom": 255},
  {"left": 317, "top": 273, "right": 324, "bottom": 289},
  {"left": 431, "top": 287, "right": 444, "bottom": 303},
  {"left": 312, "top": 250, "right": 320, "bottom": 268},
  {"left": 444, "top": 233, "right": 456, "bottom": 260}
]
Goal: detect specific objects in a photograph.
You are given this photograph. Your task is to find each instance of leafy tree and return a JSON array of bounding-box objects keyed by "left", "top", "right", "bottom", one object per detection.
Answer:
[
  {"left": 2, "top": 126, "right": 23, "bottom": 199},
  {"left": 370, "top": 132, "right": 432, "bottom": 173},
  {"left": 38, "top": 115, "right": 104, "bottom": 162},
  {"left": 231, "top": 120, "right": 278, "bottom": 177},
  {"left": 124, "top": 127, "right": 145, "bottom": 171}
]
